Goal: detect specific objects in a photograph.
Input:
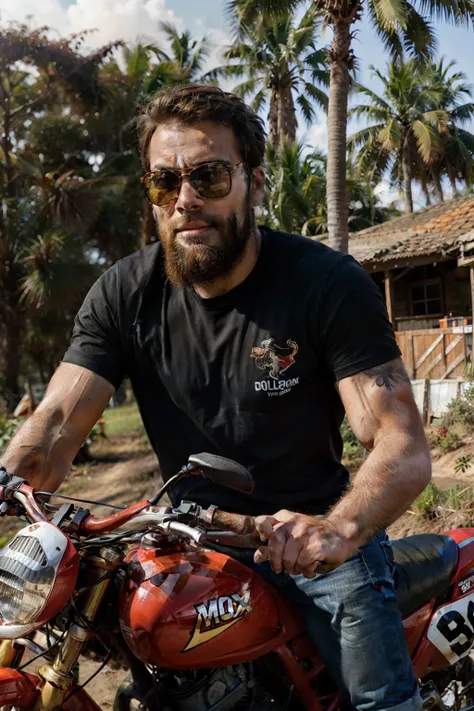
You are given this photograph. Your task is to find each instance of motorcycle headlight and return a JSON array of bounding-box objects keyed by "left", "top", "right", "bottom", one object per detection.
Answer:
[{"left": 0, "top": 521, "right": 79, "bottom": 638}]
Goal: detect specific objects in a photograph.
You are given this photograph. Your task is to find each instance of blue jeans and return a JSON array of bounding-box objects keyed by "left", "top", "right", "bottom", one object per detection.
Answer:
[{"left": 252, "top": 532, "right": 422, "bottom": 711}]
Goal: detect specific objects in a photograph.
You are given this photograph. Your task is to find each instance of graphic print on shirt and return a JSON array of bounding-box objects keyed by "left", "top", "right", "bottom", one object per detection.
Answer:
[{"left": 251, "top": 338, "right": 299, "bottom": 396}]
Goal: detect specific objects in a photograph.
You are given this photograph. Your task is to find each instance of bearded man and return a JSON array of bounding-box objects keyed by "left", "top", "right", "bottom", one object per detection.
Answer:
[{"left": 0, "top": 84, "right": 430, "bottom": 711}]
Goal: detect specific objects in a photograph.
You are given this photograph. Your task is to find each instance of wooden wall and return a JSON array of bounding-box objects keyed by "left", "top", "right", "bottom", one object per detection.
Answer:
[{"left": 396, "top": 328, "right": 472, "bottom": 379}]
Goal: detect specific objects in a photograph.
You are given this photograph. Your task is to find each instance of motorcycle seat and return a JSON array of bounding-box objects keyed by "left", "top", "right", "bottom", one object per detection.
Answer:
[{"left": 391, "top": 534, "right": 459, "bottom": 617}]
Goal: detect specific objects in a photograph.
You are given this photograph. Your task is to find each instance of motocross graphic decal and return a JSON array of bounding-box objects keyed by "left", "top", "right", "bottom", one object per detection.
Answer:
[
  {"left": 250, "top": 339, "right": 298, "bottom": 381},
  {"left": 427, "top": 593, "right": 474, "bottom": 663},
  {"left": 183, "top": 591, "right": 251, "bottom": 652}
]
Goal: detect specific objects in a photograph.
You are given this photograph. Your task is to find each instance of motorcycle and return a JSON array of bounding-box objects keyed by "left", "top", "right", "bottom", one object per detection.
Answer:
[{"left": 0, "top": 453, "right": 473, "bottom": 711}]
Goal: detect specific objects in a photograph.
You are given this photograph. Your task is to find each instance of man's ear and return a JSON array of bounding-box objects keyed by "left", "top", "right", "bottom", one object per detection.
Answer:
[{"left": 249, "top": 167, "right": 265, "bottom": 208}]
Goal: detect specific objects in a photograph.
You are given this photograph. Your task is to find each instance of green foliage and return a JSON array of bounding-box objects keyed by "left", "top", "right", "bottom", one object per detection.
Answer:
[
  {"left": 412, "top": 481, "right": 442, "bottom": 517},
  {"left": 340, "top": 417, "right": 364, "bottom": 462},
  {"left": 429, "top": 430, "right": 463, "bottom": 453},
  {"left": 0, "top": 415, "right": 21, "bottom": 450},
  {"left": 440, "top": 385, "right": 474, "bottom": 432},
  {"left": 454, "top": 454, "right": 474, "bottom": 474},
  {"left": 413, "top": 481, "right": 474, "bottom": 519}
]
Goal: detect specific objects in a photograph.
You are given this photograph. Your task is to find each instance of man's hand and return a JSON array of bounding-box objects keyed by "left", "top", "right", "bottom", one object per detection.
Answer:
[{"left": 253, "top": 509, "right": 359, "bottom": 578}]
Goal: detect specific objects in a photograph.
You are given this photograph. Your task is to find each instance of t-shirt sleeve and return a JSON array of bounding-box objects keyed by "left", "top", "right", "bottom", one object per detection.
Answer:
[
  {"left": 62, "top": 266, "right": 126, "bottom": 390},
  {"left": 315, "top": 255, "right": 401, "bottom": 382}
]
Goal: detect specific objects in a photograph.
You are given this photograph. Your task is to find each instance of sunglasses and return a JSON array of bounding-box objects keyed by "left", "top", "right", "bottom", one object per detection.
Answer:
[{"left": 141, "top": 161, "right": 245, "bottom": 207}]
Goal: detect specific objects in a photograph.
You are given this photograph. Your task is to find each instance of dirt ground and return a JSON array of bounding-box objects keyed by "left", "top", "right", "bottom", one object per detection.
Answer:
[{"left": 6, "top": 431, "right": 474, "bottom": 709}]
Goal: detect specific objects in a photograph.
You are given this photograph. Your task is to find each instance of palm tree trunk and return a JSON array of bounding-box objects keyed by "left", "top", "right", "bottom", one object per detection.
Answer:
[
  {"left": 448, "top": 170, "right": 458, "bottom": 197},
  {"left": 327, "top": 20, "right": 351, "bottom": 253},
  {"left": 402, "top": 142, "right": 414, "bottom": 214},
  {"left": 268, "top": 91, "right": 279, "bottom": 148},
  {"left": 421, "top": 180, "right": 432, "bottom": 206},
  {"left": 431, "top": 167, "right": 444, "bottom": 203},
  {"left": 278, "top": 86, "right": 297, "bottom": 145}
]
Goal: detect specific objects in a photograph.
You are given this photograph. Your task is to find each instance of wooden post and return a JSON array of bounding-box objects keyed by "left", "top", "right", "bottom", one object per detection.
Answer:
[
  {"left": 422, "top": 378, "right": 430, "bottom": 426},
  {"left": 384, "top": 270, "right": 394, "bottom": 328},
  {"left": 408, "top": 335, "right": 415, "bottom": 379},
  {"left": 470, "top": 267, "right": 474, "bottom": 320},
  {"left": 441, "top": 333, "right": 447, "bottom": 377}
]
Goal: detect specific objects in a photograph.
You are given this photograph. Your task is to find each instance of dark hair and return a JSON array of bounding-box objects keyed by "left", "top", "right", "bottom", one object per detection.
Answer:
[{"left": 137, "top": 84, "right": 266, "bottom": 172}]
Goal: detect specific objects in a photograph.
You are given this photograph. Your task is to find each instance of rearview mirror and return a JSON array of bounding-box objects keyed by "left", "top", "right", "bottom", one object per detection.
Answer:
[{"left": 187, "top": 453, "right": 254, "bottom": 495}]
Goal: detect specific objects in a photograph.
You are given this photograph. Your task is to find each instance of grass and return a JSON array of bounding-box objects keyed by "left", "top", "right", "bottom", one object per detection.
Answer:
[
  {"left": 102, "top": 403, "right": 145, "bottom": 438},
  {"left": 412, "top": 481, "right": 474, "bottom": 519}
]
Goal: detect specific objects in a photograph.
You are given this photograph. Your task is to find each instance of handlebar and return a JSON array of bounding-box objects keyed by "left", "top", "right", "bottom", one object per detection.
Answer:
[{"left": 2, "top": 483, "right": 262, "bottom": 546}]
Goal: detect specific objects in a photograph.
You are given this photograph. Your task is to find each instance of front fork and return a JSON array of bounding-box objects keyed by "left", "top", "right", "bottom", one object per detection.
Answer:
[{"left": 2, "top": 545, "right": 122, "bottom": 711}]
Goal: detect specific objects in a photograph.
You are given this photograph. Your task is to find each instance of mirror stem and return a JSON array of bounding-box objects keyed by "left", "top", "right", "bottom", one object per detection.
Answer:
[{"left": 148, "top": 468, "right": 189, "bottom": 506}]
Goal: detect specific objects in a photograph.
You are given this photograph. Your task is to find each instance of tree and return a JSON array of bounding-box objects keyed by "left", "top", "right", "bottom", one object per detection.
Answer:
[
  {"left": 425, "top": 58, "right": 474, "bottom": 198},
  {"left": 349, "top": 58, "right": 448, "bottom": 214},
  {"left": 228, "top": 0, "right": 474, "bottom": 252},
  {"left": 263, "top": 139, "right": 400, "bottom": 235},
  {"left": 216, "top": 9, "right": 328, "bottom": 147},
  {"left": 0, "top": 24, "right": 117, "bottom": 409},
  {"left": 147, "top": 22, "right": 212, "bottom": 92}
]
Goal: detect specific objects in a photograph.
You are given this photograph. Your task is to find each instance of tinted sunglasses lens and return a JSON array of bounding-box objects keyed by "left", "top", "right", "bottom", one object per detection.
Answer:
[
  {"left": 146, "top": 172, "right": 180, "bottom": 206},
  {"left": 190, "top": 163, "right": 231, "bottom": 198}
]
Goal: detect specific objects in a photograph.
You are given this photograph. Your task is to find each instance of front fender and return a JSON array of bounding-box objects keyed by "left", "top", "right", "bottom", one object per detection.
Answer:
[
  {"left": 0, "top": 668, "right": 102, "bottom": 710},
  {"left": 0, "top": 668, "right": 39, "bottom": 707}
]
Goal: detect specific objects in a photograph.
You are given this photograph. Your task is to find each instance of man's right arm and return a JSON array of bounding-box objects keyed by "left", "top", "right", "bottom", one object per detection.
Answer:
[{"left": 0, "top": 362, "right": 114, "bottom": 493}]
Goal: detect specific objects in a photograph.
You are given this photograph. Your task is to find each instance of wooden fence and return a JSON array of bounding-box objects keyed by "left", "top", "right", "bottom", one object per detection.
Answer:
[{"left": 395, "top": 327, "right": 472, "bottom": 379}]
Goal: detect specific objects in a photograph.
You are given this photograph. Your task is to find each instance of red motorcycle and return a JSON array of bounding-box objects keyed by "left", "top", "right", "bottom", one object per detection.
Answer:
[{"left": 0, "top": 453, "right": 473, "bottom": 711}]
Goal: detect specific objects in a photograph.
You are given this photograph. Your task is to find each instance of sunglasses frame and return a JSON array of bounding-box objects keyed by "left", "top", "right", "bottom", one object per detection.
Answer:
[{"left": 141, "top": 161, "right": 246, "bottom": 207}]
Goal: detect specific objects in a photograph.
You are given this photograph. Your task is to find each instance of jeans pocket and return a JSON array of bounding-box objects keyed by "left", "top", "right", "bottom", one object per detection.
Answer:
[{"left": 359, "top": 536, "right": 398, "bottom": 602}]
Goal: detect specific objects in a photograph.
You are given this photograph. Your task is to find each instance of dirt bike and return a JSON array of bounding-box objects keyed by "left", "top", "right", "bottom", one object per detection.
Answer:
[{"left": 0, "top": 454, "right": 473, "bottom": 711}]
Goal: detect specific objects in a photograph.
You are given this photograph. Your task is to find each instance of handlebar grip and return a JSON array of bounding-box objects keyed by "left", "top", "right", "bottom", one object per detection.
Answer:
[
  {"left": 206, "top": 509, "right": 257, "bottom": 536},
  {"left": 204, "top": 508, "right": 338, "bottom": 573}
]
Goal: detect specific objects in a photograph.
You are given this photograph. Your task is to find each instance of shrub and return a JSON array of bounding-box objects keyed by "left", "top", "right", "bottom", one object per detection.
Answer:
[
  {"left": 440, "top": 384, "right": 474, "bottom": 433},
  {"left": 340, "top": 417, "right": 364, "bottom": 462},
  {"left": 438, "top": 432, "right": 463, "bottom": 453},
  {"left": 429, "top": 430, "right": 463, "bottom": 453},
  {"left": 412, "top": 481, "right": 442, "bottom": 517},
  {"left": 413, "top": 481, "right": 474, "bottom": 519},
  {"left": 0, "top": 415, "right": 20, "bottom": 450}
]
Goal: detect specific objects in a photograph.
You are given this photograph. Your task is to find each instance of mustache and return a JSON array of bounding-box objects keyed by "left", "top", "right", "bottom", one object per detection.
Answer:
[{"left": 172, "top": 217, "right": 219, "bottom": 233}]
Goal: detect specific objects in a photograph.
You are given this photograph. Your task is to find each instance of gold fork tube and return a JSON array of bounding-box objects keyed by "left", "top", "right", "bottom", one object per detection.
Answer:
[{"left": 34, "top": 547, "right": 121, "bottom": 711}]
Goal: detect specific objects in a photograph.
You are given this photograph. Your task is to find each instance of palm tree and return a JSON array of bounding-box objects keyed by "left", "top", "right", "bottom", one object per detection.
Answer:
[
  {"left": 147, "top": 23, "right": 211, "bottom": 92},
  {"left": 349, "top": 59, "right": 448, "bottom": 214},
  {"left": 263, "top": 139, "right": 327, "bottom": 231},
  {"left": 425, "top": 58, "right": 474, "bottom": 198},
  {"left": 216, "top": 9, "right": 328, "bottom": 147},
  {"left": 263, "top": 139, "right": 400, "bottom": 234},
  {"left": 228, "top": 0, "right": 474, "bottom": 252}
]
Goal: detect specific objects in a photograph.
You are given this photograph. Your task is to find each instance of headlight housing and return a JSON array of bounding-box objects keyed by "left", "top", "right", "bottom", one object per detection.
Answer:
[{"left": 0, "top": 521, "right": 79, "bottom": 638}]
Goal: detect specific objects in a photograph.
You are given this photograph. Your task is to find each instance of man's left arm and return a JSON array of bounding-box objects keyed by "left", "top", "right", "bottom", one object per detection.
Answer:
[{"left": 254, "top": 357, "right": 431, "bottom": 577}]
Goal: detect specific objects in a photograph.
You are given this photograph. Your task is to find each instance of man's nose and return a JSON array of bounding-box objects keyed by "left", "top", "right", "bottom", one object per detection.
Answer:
[{"left": 175, "top": 177, "right": 204, "bottom": 213}]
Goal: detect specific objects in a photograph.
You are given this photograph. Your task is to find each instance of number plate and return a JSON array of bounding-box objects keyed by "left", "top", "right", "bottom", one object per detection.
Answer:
[{"left": 427, "top": 593, "right": 474, "bottom": 664}]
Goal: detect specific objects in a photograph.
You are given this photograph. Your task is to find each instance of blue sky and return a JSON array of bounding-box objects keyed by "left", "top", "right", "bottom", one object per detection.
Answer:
[{"left": 5, "top": 0, "right": 474, "bottom": 207}]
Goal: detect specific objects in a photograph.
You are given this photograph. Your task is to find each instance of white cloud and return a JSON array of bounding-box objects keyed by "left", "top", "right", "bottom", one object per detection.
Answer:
[
  {"left": 303, "top": 118, "right": 328, "bottom": 153},
  {"left": 374, "top": 180, "right": 400, "bottom": 208},
  {"left": 0, "top": 0, "right": 183, "bottom": 49}
]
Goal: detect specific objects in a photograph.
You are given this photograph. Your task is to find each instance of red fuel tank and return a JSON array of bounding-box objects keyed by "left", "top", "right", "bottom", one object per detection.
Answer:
[{"left": 118, "top": 544, "right": 289, "bottom": 669}]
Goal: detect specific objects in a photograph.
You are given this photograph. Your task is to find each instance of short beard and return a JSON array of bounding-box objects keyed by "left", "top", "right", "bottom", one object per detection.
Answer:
[{"left": 158, "top": 202, "right": 253, "bottom": 289}]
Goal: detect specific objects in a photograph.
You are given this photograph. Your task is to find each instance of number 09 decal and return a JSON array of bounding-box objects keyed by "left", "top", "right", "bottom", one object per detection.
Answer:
[{"left": 427, "top": 594, "right": 474, "bottom": 664}]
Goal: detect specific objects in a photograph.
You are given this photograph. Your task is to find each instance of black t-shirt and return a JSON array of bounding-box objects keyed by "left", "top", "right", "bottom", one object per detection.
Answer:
[{"left": 63, "top": 228, "right": 400, "bottom": 516}]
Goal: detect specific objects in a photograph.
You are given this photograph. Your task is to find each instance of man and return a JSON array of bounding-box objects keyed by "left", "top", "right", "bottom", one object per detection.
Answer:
[{"left": 1, "top": 84, "right": 430, "bottom": 711}]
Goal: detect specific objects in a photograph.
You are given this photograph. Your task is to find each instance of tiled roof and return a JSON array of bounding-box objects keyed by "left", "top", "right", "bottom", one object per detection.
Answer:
[{"left": 340, "top": 194, "right": 474, "bottom": 268}]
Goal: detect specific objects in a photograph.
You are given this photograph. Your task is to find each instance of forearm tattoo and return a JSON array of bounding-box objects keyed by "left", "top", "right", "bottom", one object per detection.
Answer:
[{"left": 364, "top": 363, "right": 411, "bottom": 391}]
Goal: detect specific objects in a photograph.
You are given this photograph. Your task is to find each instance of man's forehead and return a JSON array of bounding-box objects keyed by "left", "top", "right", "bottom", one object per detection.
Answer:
[{"left": 149, "top": 120, "right": 240, "bottom": 169}]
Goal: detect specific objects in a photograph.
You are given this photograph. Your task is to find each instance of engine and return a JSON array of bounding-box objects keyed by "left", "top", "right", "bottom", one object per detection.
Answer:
[{"left": 159, "top": 665, "right": 250, "bottom": 711}]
